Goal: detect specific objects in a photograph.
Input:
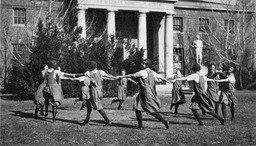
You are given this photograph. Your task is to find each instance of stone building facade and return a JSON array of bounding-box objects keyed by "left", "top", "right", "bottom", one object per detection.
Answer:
[
  {"left": 72, "top": 0, "right": 177, "bottom": 78},
  {"left": 68, "top": 0, "right": 256, "bottom": 77}
]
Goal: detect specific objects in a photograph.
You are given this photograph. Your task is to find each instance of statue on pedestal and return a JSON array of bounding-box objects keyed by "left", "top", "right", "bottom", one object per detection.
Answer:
[{"left": 192, "top": 35, "right": 203, "bottom": 65}]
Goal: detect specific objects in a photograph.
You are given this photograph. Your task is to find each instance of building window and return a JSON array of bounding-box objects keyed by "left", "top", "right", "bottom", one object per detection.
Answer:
[
  {"left": 13, "top": 8, "right": 26, "bottom": 25},
  {"left": 174, "top": 48, "right": 183, "bottom": 62},
  {"left": 199, "top": 18, "right": 209, "bottom": 33},
  {"left": 224, "top": 20, "right": 235, "bottom": 33},
  {"left": 173, "top": 17, "right": 183, "bottom": 32},
  {"left": 174, "top": 48, "right": 184, "bottom": 74}
]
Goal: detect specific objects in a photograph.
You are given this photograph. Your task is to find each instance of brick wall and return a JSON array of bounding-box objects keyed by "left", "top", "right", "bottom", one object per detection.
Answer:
[{"left": 0, "top": 0, "right": 63, "bottom": 87}]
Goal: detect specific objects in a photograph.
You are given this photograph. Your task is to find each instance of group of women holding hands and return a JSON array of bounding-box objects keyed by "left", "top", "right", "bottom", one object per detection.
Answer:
[
  {"left": 33, "top": 59, "right": 237, "bottom": 130},
  {"left": 170, "top": 63, "right": 237, "bottom": 126}
]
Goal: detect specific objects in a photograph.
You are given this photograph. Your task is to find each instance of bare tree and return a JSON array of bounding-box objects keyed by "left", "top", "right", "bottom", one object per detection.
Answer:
[
  {"left": 199, "top": 0, "right": 256, "bottom": 89},
  {"left": 0, "top": 0, "right": 61, "bottom": 88},
  {"left": 1, "top": 13, "right": 25, "bottom": 88}
]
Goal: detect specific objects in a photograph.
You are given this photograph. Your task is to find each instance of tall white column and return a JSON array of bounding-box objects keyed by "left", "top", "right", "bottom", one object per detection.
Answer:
[
  {"left": 107, "top": 10, "right": 116, "bottom": 41},
  {"left": 158, "top": 16, "right": 166, "bottom": 76},
  {"left": 165, "top": 14, "right": 174, "bottom": 78},
  {"left": 138, "top": 11, "right": 147, "bottom": 58},
  {"left": 77, "top": 9, "right": 86, "bottom": 39}
]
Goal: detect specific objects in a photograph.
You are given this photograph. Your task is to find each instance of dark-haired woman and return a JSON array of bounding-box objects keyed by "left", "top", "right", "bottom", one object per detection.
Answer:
[
  {"left": 43, "top": 60, "right": 72, "bottom": 122},
  {"left": 119, "top": 59, "right": 170, "bottom": 130},
  {"left": 206, "top": 63, "right": 220, "bottom": 116},
  {"left": 215, "top": 66, "right": 237, "bottom": 121},
  {"left": 73, "top": 70, "right": 91, "bottom": 110},
  {"left": 111, "top": 69, "right": 137, "bottom": 110},
  {"left": 82, "top": 61, "right": 116, "bottom": 127},
  {"left": 33, "top": 64, "right": 48, "bottom": 119},
  {"left": 172, "top": 64, "right": 225, "bottom": 126},
  {"left": 170, "top": 68, "right": 186, "bottom": 114}
]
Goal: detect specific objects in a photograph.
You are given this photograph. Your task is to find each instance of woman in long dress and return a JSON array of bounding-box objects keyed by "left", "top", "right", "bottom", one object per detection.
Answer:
[
  {"left": 82, "top": 61, "right": 116, "bottom": 126},
  {"left": 73, "top": 70, "right": 91, "bottom": 110},
  {"left": 111, "top": 69, "right": 136, "bottom": 110},
  {"left": 170, "top": 69, "right": 186, "bottom": 114},
  {"left": 215, "top": 66, "right": 237, "bottom": 121},
  {"left": 33, "top": 64, "right": 48, "bottom": 118},
  {"left": 206, "top": 63, "right": 220, "bottom": 114},
  {"left": 172, "top": 64, "right": 225, "bottom": 126},
  {"left": 43, "top": 60, "right": 72, "bottom": 122},
  {"left": 119, "top": 59, "right": 170, "bottom": 130}
]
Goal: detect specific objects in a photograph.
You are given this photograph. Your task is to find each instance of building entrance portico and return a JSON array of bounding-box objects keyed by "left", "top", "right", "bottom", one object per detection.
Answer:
[{"left": 76, "top": 0, "right": 177, "bottom": 78}]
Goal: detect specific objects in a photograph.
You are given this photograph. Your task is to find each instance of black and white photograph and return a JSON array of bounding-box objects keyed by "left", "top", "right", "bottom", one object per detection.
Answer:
[{"left": 1, "top": 0, "right": 256, "bottom": 145}]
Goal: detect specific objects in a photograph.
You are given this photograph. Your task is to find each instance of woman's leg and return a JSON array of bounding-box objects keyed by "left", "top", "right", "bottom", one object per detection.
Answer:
[
  {"left": 80, "top": 99, "right": 87, "bottom": 110},
  {"left": 215, "top": 103, "right": 219, "bottom": 115},
  {"left": 73, "top": 98, "right": 80, "bottom": 105},
  {"left": 98, "top": 109, "right": 110, "bottom": 126},
  {"left": 202, "top": 110, "right": 206, "bottom": 116},
  {"left": 135, "top": 109, "right": 143, "bottom": 129},
  {"left": 170, "top": 103, "right": 174, "bottom": 110},
  {"left": 191, "top": 109, "right": 203, "bottom": 126},
  {"left": 207, "top": 111, "right": 225, "bottom": 125},
  {"left": 110, "top": 99, "right": 119, "bottom": 105},
  {"left": 40, "top": 104, "right": 44, "bottom": 116},
  {"left": 117, "top": 101, "right": 124, "bottom": 110},
  {"left": 150, "top": 112, "right": 169, "bottom": 129},
  {"left": 221, "top": 103, "right": 227, "bottom": 120},
  {"left": 199, "top": 105, "right": 206, "bottom": 115},
  {"left": 174, "top": 105, "right": 179, "bottom": 114},
  {"left": 52, "top": 104, "right": 57, "bottom": 122},
  {"left": 44, "top": 98, "right": 49, "bottom": 117},
  {"left": 83, "top": 103, "right": 92, "bottom": 125},
  {"left": 34, "top": 104, "right": 39, "bottom": 119},
  {"left": 230, "top": 102, "right": 235, "bottom": 120}
]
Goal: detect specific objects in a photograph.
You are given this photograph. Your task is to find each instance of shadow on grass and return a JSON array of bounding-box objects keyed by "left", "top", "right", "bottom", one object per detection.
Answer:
[
  {"left": 58, "top": 106, "right": 79, "bottom": 110},
  {"left": 47, "top": 117, "right": 82, "bottom": 125},
  {"left": 111, "top": 120, "right": 192, "bottom": 129},
  {"left": 8, "top": 110, "right": 196, "bottom": 128},
  {"left": 129, "top": 117, "right": 192, "bottom": 125},
  {"left": 181, "top": 115, "right": 215, "bottom": 121},
  {"left": 9, "top": 110, "right": 135, "bottom": 127},
  {"left": 8, "top": 110, "right": 193, "bottom": 129},
  {"left": 104, "top": 107, "right": 134, "bottom": 111},
  {"left": 110, "top": 122, "right": 137, "bottom": 129},
  {"left": 168, "top": 121, "right": 192, "bottom": 125},
  {"left": 88, "top": 120, "right": 137, "bottom": 129},
  {"left": 88, "top": 120, "right": 171, "bottom": 130},
  {"left": 160, "top": 112, "right": 192, "bottom": 116},
  {"left": 0, "top": 95, "right": 29, "bottom": 101},
  {"left": 160, "top": 112, "right": 214, "bottom": 120},
  {"left": 92, "top": 121, "right": 173, "bottom": 130},
  {"left": 10, "top": 110, "right": 54, "bottom": 123},
  {"left": 10, "top": 110, "right": 35, "bottom": 119}
]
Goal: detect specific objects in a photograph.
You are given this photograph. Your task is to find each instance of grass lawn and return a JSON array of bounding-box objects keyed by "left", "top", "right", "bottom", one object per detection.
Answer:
[{"left": 1, "top": 91, "right": 256, "bottom": 146}]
